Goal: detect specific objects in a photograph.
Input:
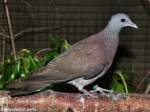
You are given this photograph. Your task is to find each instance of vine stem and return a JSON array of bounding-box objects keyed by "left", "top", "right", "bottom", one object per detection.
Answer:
[
  {"left": 116, "top": 71, "right": 128, "bottom": 93},
  {"left": 3, "top": 0, "right": 17, "bottom": 61}
]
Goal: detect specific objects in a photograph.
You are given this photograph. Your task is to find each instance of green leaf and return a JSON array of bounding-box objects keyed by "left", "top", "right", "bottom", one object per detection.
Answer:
[
  {"left": 111, "top": 79, "right": 125, "bottom": 92},
  {"left": 29, "top": 56, "right": 39, "bottom": 71},
  {"left": 33, "top": 56, "right": 43, "bottom": 67},
  {"left": 20, "top": 70, "right": 28, "bottom": 80},
  {"left": 0, "top": 61, "right": 16, "bottom": 88},
  {"left": 61, "top": 40, "right": 71, "bottom": 52},
  {"left": 43, "top": 49, "right": 59, "bottom": 63},
  {"left": 50, "top": 36, "right": 63, "bottom": 48},
  {"left": 22, "top": 57, "right": 31, "bottom": 70},
  {"left": 19, "top": 49, "right": 32, "bottom": 57},
  {"left": 115, "top": 83, "right": 125, "bottom": 92},
  {"left": 9, "top": 59, "right": 21, "bottom": 81}
]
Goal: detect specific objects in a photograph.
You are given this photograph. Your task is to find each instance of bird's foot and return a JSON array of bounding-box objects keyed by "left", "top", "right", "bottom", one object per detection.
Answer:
[
  {"left": 79, "top": 88, "right": 97, "bottom": 98},
  {"left": 81, "top": 89, "right": 97, "bottom": 98},
  {"left": 90, "top": 85, "right": 114, "bottom": 94},
  {"left": 90, "top": 85, "right": 128, "bottom": 100},
  {"left": 111, "top": 93, "right": 128, "bottom": 100}
]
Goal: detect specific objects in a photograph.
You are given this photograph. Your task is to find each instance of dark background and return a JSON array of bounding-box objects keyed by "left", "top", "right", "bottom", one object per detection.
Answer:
[{"left": 0, "top": 0, "right": 149, "bottom": 92}]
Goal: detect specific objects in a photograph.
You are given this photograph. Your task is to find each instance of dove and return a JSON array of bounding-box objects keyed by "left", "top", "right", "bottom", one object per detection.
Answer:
[{"left": 7, "top": 13, "right": 138, "bottom": 96}]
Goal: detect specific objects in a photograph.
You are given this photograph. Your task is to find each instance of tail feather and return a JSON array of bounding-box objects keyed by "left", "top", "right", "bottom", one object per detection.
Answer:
[{"left": 7, "top": 82, "right": 49, "bottom": 96}]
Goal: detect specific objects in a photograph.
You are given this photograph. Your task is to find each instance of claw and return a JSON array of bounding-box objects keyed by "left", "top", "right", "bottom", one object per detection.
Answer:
[{"left": 81, "top": 89, "right": 97, "bottom": 98}]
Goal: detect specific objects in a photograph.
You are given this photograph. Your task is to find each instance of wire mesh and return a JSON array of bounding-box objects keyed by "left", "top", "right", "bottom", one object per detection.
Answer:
[{"left": 0, "top": 0, "right": 149, "bottom": 92}]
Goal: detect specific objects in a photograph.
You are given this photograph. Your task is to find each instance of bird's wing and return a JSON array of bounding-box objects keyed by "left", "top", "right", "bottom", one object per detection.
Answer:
[{"left": 25, "top": 37, "right": 110, "bottom": 83}]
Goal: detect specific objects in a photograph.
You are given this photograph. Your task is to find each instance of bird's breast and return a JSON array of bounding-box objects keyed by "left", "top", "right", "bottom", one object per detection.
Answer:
[{"left": 85, "top": 44, "right": 110, "bottom": 65}]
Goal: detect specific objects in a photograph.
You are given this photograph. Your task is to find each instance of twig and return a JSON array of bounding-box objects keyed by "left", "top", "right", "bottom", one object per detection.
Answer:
[
  {"left": 0, "top": 27, "right": 58, "bottom": 41},
  {"left": 116, "top": 71, "right": 128, "bottom": 93},
  {"left": 145, "top": 83, "right": 150, "bottom": 93},
  {"left": 0, "top": 26, "right": 6, "bottom": 64},
  {"left": 21, "top": 0, "right": 31, "bottom": 8},
  {"left": 3, "top": 0, "right": 17, "bottom": 61},
  {"left": 35, "top": 48, "right": 52, "bottom": 56},
  {"left": 136, "top": 71, "right": 150, "bottom": 92},
  {"left": 2, "top": 29, "right": 6, "bottom": 64},
  {"left": 14, "top": 27, "right": 57, "bottom": 40},
  {"left": 0, "top": 91, "right": 149, "bottom": 111}
]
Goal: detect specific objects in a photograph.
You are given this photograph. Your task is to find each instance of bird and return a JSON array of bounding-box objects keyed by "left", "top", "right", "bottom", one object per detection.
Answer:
[{"left": 7, "top": 13, "right": 138, "bottom": 96}]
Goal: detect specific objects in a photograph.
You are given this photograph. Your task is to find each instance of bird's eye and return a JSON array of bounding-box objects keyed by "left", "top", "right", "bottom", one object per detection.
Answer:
[{"left": 121, "top": 18, "right": 125, "bottom": 22}]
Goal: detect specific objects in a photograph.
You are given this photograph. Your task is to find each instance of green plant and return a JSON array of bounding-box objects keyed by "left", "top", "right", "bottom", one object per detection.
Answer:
[
  {"left": 110, "top": 70, "right": 135, "bottom": 93},
  {"left": 0, "top": 49, "right": 43, "bottom": 89},
  {"left": 0, "top": 36, "right": 70, "bottom": 89},
  {"left": 43, "top": 36, "right": 71, "bottom": 63}
]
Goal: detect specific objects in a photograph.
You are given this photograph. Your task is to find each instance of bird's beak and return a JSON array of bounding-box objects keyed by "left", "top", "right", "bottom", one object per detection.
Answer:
[{"left": 126, "top": 20, "right": 138, "bottom": 29}]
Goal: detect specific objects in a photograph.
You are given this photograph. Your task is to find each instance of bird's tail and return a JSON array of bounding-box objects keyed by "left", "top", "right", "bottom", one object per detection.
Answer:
[{"left": 6, "top": 81, "right": 50, "bottom": 96}]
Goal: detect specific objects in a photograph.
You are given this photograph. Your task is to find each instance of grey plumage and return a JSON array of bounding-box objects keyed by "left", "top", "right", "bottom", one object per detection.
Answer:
[{"left": 7, "top": 13, "right": 138, "bottom": 96}]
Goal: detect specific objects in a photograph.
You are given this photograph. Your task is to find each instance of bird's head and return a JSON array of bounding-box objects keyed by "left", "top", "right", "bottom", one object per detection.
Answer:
[{"left": 106, "top": 13, "right": 138, "bottom": 33}]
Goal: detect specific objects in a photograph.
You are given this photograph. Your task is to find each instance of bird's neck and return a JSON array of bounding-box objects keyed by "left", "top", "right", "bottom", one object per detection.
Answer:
[
  {"left": 103, "top": 22, "right": 122, "bottom": 36},
  {"left": 101, "top": 23, "right": 120, "bottom": 49},
  {"left": 97, "top": 26, "right": 120, "bottom": 60}
]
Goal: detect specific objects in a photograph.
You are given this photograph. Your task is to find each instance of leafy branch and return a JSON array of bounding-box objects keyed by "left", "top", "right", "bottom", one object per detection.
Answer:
[{"left": 0, "top": 36, "right": 70, "bottom": 89}]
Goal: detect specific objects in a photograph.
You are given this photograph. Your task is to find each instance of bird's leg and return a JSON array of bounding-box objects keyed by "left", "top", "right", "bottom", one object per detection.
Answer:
[
  {"left": 80, "top": 89, "right": 95, "bottom": 97},
  {"left": 68, "top": 79, "right": 96, "bottom": 97},
  {"left": 90, "top": 85, "right": 114, "bottom": 94},
  {"left": 77, "top": 86, "right": 96, "bottom": 97}
]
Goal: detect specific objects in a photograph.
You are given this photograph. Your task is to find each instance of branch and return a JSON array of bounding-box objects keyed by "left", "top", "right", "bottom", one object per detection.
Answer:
[
  {"left": 0, "top": 27, "right": 58, "bottom": 41},
  {"left": 1, "top": 29, "right": 6, "bottom": 64},
  {"left": 35, "top": 48, "right": 52, "bottom": 57},
  {"left": 0, "top": 91, "right": 149, "bottom": 112},
  {"left": 136, "top": 71, "right": 150, "bottom": 92},
  {"left": 145, "top": 83, "right": 150, "bottom": 93},
  {"left": 14, "top": 27, "right": 57, "bottom": 40},
  {"left": 21, "top": 0, "right": 31, "bottom": 8},
  {"left": 144, "top": 71, "right": 150, "bottom": 93},
  {"left": 3, "top": 0, "right": 17, "bottom": 60}
]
